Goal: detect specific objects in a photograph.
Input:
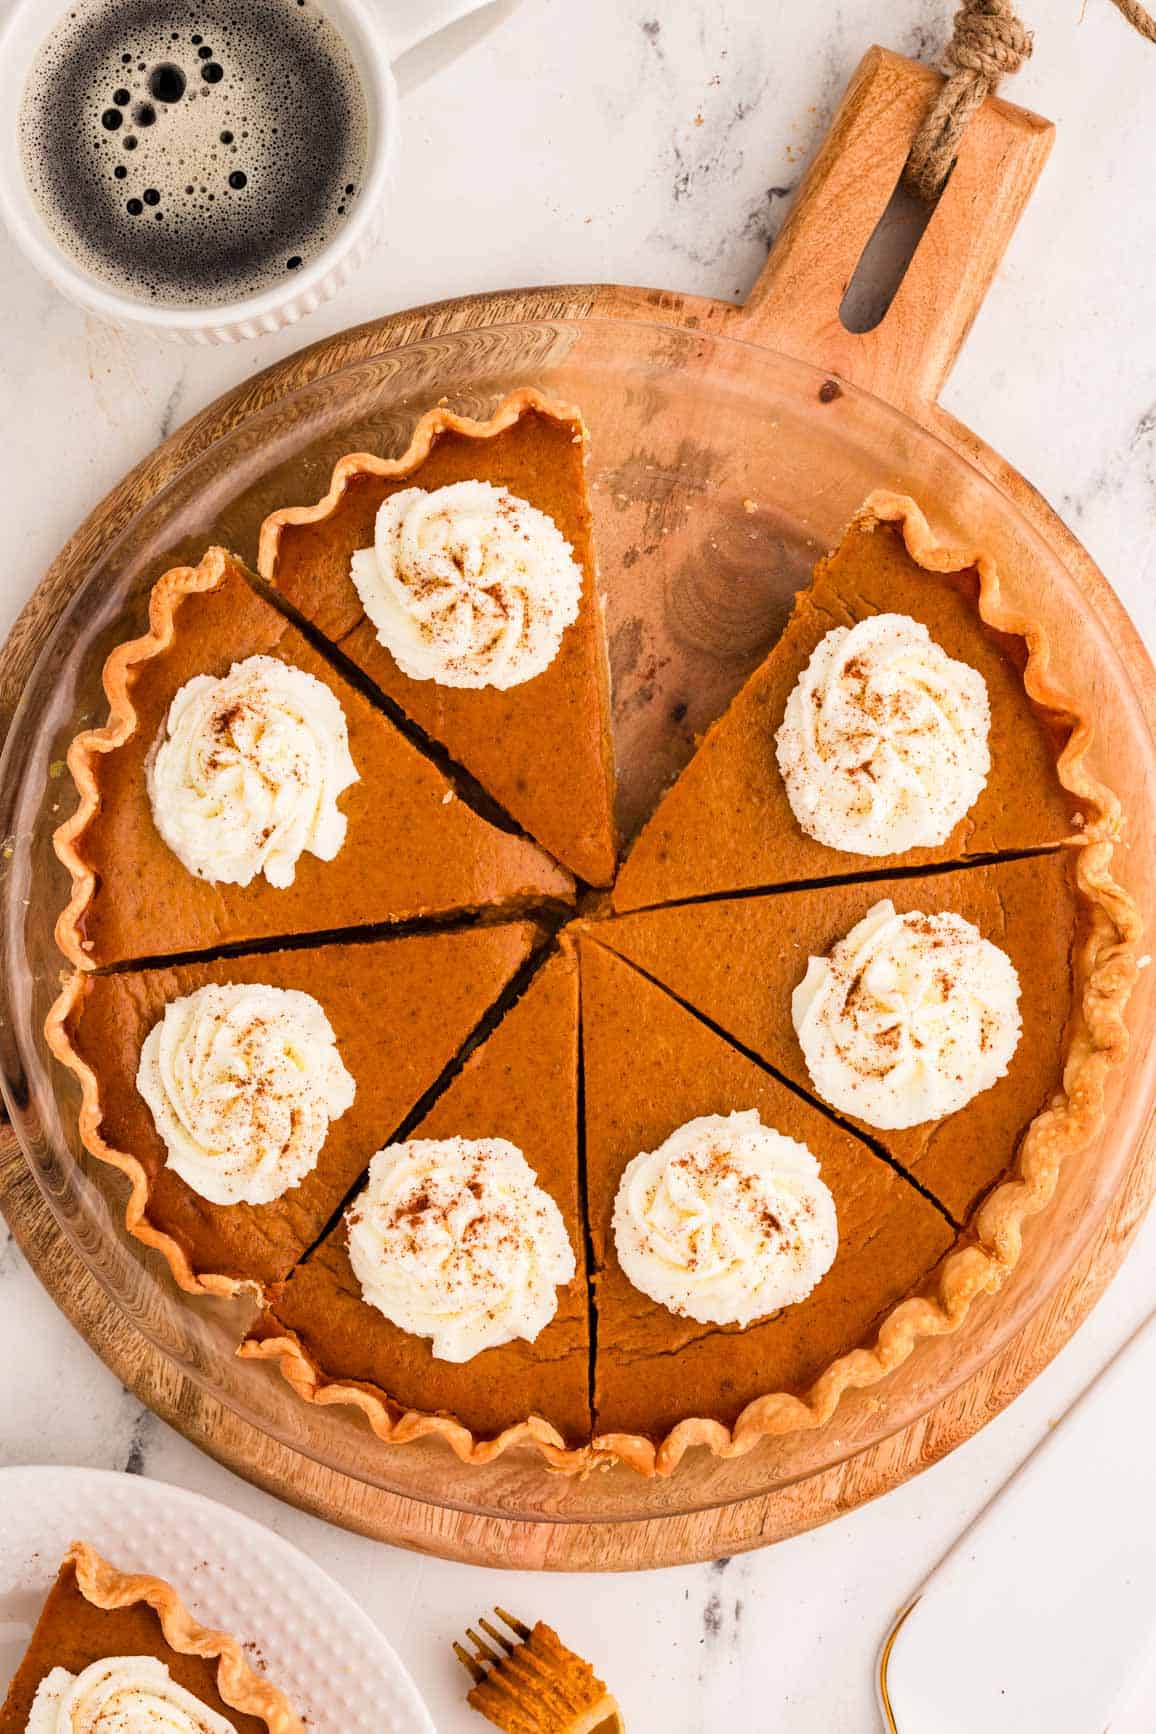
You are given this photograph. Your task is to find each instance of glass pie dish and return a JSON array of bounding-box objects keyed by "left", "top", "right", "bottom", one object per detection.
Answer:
[{"left": 1, "top": 316, "right": 1154, "bottom": 1531}]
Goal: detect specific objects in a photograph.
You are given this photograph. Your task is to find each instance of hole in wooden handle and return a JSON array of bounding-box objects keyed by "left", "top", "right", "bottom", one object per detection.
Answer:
[{"left": 838, "top": 171, "right": 943, "bottom": 335}]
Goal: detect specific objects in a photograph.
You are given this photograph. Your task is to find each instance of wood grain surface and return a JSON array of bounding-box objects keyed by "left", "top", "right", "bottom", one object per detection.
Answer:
[{"left": 2, "top": 47, "right": 1154, "bottom": 1569}]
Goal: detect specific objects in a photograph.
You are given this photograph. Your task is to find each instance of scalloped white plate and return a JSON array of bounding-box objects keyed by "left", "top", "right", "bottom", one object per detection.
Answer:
[{"left": 0, "top": 1466, "right": 434, "bottom": 1733}]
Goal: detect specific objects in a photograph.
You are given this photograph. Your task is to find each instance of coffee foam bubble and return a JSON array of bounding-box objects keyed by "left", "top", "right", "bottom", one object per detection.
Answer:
[{"left": 19, "top": 0, "right": 369, "bottom": 307}]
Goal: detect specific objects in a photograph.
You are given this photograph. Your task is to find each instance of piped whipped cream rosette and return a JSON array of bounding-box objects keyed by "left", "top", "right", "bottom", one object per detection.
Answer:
[
  {"left": 137, "top": 982, "right": 356, "bottom": 1206},
  {"left": 349, "top": 480, "right": 583, "bottom": 689},
  {"left": 612, "top": 1110, "right": 839, "bottom": 1327},
  {"left": 775, "top": 613, "right": 991, "bottom": 855},
  {"left": 792, "top": 899, "right": 1022, "bottom": 1130},
  {"left": 346, "top": 1136, "right": 576, "bottom": 1361},
  {"left": 26, "top": 1656, "right": 237, "bottom": 1734},
  {"left": 148, "top": 654, "right": 359, "bottom": 889}
]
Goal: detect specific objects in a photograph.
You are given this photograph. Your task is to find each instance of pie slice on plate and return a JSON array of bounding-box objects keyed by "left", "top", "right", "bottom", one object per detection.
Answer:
[
  {"left": 55, "top": 546, "right": 570, "bottom": 971},
  {"left": 0, "top": 1541, "right": 300, "bottom": 1733},
  {"left": 242, "top": 944, "right": 591, "bottom": 1469},
  {"left": 579, "top": 941, "right": 956, "bottom": 1476},
  {"left": 613, "top": 493, "right": 1089, "bottom": 911},
  {"left": 45, "top": 921, "right": 538, "bottom": 1295},
  {"left": 258, "top": 388, "right": 618, "bottom": 886}
]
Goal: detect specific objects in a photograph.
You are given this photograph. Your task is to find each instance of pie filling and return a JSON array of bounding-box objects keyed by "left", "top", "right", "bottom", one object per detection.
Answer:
[
  {"left": 46, "top": 436, "right": 1138, "bottom": 1469},
  {"left": 0, "top": 1549, "right": 293, "bottom": 1734}
]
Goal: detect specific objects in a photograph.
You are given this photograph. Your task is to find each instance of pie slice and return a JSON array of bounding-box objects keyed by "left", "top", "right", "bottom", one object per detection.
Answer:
[
  {"left": 258, "top": 388, "right": 617, "bottom": 886},
  {"left": 0, "top": 1541, "right": 300, "bottom": 1734},
  {"left": 613, "top": 492, "right": 1085, "bottom": 911},
  {"left": 45, "top": 921, "right": 539, "bottom": 1295},
  {"left": 241, "top": 945, "right": 591, "bottom": 1468},
  {"left": 580, "top": 941, "right": 956, "bottom": 1476},
  {"left": 595, "top": 854, "right": 1078, "bottom": 1224},
  {"left": 55, "top": 546, "right": 571, "bottom": 971}
]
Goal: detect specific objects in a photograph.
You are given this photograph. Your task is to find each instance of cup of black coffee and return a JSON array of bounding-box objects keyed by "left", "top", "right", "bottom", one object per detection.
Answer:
[{"left": 0, "top": 0, "right": 492, "bottom": 342}]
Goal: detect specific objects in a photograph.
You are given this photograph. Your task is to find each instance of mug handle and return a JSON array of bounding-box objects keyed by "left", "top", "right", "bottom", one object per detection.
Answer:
[{"left": 376, "top": 0, "right": 498, "bottom": 59}]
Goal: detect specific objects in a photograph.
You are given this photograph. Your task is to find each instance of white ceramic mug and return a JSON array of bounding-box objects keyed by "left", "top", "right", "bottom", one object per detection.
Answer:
[{"left": 0, "top": 0, "right": 494, "bottom": 344}]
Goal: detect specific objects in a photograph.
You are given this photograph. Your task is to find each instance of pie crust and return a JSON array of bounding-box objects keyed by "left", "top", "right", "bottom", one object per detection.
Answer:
[
  {"left": 257, "top": 386, "right": 617, "bottom": 886},
  {"left": 43, "top": 478, "right": 1144, "bottom": 1478},
  {"left": 0, "top": 1541, "right": 301, "bottom": 1734}
]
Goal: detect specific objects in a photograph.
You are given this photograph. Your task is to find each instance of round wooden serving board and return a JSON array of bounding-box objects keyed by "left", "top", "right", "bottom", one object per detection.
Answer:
[{"left": 2, "top": 48, "right": 1154, "bottom": 1570}]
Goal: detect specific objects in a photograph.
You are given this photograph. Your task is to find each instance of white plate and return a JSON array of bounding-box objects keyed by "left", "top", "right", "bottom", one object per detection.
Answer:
[{"left": 0, "top": 1466, "right": 434, "bottom": 1734}]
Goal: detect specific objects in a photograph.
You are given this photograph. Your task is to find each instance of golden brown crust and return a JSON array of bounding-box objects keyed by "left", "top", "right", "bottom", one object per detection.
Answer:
[
  {"left": 255, "top": 386, "right": 586, "bottom": 580},
  {"left": 237, "top": 1327, "right": 596, "bottom": 1475},
  {"left": 65, "top": 1541, "right": 304, "bottom": 1733},
  {"left": 587, "top": 491, "right": 1144, "bottom": 1476},
  {"left": 52, "top": 547, "right": 235, "bottom": 974},
  {"left": 44, "top": 970, "right": 247, "bottom": 1299}
]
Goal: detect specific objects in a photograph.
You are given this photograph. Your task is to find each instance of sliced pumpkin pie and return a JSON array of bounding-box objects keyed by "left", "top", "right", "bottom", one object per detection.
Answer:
[
  {"left": 613, "top": 492, "right": 1082, "bottom": 911},
  {"left": 258, "top": 388, "right": 617, "bottom": 886},
  {"left": 242, "top": 945, "right": 591, "bottom": 1467},
  {"left": 596, "top": 853, "right": 1077, "bottom": 1224},
  {"left": 0, "top": 1541, "right": 300, "bottom": 1734},
  {"left": 580, "top": 940, "right": 955, "bottom": 1475},
  {"left": 55, "top": 546, "right": 570, "bottom": 971},
  {"left": 45, "top": 921, "right": 538, "bottom": 1295}
]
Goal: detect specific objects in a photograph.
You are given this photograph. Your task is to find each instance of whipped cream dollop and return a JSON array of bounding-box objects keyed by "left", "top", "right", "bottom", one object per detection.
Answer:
[
  {"left": 346, "top": 1136, "right": 576, "bottom": 1361},
  {"left": 148, "top": 654, "right": 358, "bottom": 890},
  {"left": 775, "top": 613, "right": 991, "bottom": 856},
  {"left": 349, "top": 480, "right": 583, "bottom": 689},
  {"left": 137, "top": 982, "right": 356, "bottom": 1205},
  {"left": 612, "top": 1110, "right": 838, "bottom": 1327},
  {"left": 26, "top": 1656, "right": 237, "bottom": 1733},
  {"left": 792, "top": 899, "right": 1022, "bottom": 1130}
]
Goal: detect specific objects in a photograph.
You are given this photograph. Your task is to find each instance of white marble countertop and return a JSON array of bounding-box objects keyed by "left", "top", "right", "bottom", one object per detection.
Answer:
[{"left": 3, "top": 1, "right": 1156, "bottom": 1728}]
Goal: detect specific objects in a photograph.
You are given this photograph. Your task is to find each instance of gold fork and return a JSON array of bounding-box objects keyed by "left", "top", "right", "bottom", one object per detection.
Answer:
[{"left": 454, "top": 1606, "right": 624, "bottom": 1732}]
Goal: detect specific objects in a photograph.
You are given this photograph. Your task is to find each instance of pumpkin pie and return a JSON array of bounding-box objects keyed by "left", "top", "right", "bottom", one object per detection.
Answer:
[
  {"left": 45, "top": 921, "right": 539, "bottom": 1295},
  {"left": 258, "top": 389, "right": 617, "bottom": 886},
  {"left": 579, "top": 940, "right": 956, "bottom": 1475},
  {"left": 595, "top": 853, "right": 1077, "bottom": 1223},
  {"left": 0, "top": 1541, "right": 300, "bottom": 1733},
  {"left": 55, "top": 547, "right": 570, "bottom": 971},
  {"left": 613, "top": 492, "right": 1084, "bottom": 912},
  {"left": 242, "top": 945, "right": 590, "bottom": 1468}
]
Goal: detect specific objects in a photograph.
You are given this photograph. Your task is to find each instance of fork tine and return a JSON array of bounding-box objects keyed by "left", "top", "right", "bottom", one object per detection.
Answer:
[
  {"left": 477, "top": 1615, "right": 518, "bottom": 1655},
  {"left": 466, "top": 1627, "right": 503, "bottom": 1665},
  {"left": 493, "top": 1605, "right": 532, "bottom": 1640},
  {"left": 452, "top": 1641, "right": 487, "bottom": 1686}
]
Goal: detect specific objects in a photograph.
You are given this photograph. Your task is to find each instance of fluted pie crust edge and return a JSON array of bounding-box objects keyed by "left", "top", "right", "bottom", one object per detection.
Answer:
[
  {"left": 46, "top": 550, "right": 265, "bottom": 1299},
  {"left": 238, "top": 1328, "right": 593, "bottom": 1475},
  {"left": 255, "top": 385, "right": 585, "bottom": 576},
  {"left": 44, "top": 485, "right": 1144, "bottom": 1476},
  {"left": 58, "top": 1541, "right": 303, "bottom": 1733},
  {"left": 52, "top": 547, "right": 237, "bottom": 975}
]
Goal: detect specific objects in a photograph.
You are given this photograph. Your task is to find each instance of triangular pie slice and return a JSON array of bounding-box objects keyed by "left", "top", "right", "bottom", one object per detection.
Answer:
[
  {"left": 595, "top": 853, "right": 1077, "bottom": 1224},
  {"left": 45, "top": 921, "right": 539, "bottom": 1295},
  {"left": 580, "top": 941, "right": 955, "bottom": 1476},
  {"left": 55, "top": 547, "right": 571, "bottom": 970},
  {"left": 242, "top": 944, "right": 591, "bottom": 1468},
  {"left": 0, "top": 1543, "right": 300, "bottom": 1734},
  {"left": 613, "top": 492, "right": 1085, "bottom": 911},
  {"left": 258, "top": 388, "right": 618, "bottom": 886}
]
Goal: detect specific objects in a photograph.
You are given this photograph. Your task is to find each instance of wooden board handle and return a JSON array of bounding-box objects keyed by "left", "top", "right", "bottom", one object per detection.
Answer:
[{"left": 732, "top": 46, "right": 1054, "bottom": 415}]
